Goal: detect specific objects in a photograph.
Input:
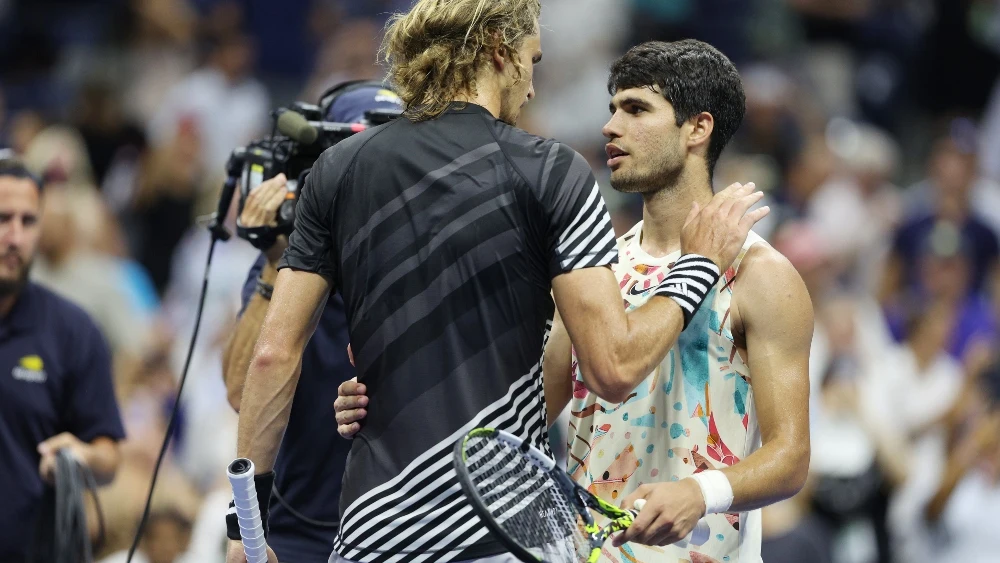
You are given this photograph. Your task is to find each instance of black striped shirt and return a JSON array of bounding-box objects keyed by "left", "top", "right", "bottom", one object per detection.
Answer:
[{"left": 279, "top": 102, "right": 617, "bottom": 563}]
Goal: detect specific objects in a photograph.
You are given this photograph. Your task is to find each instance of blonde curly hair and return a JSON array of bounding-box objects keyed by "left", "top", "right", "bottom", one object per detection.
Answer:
[{"left": 381, "top": 0, "right": 541, "bottom": 122}]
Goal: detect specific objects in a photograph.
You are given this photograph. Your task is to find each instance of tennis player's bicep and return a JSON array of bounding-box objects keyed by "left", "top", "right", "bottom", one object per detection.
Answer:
[
  {"left": 256, "top": 268, "right": 331, "bottom": 359},
  {"left": 739, "top": 245, "right": 814, "bottom": 449}
]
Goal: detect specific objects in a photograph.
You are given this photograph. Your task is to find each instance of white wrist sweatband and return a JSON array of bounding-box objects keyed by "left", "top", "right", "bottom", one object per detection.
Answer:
[{"left": 688, "top": 470, "right": 734, "bottom": 515}]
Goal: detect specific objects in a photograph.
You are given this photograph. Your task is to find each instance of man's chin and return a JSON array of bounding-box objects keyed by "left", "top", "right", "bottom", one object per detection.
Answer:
[
  {"left": 0, "top": 268, "right": 30, "bottom": 297},
  {"left": 610, "top": 172, "right": 646, "bottom": 194}
]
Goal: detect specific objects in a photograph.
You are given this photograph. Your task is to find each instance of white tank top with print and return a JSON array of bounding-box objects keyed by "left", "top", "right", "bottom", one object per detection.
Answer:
[{"left": 568, "top": 221, "right": 765, "bottom": 563}]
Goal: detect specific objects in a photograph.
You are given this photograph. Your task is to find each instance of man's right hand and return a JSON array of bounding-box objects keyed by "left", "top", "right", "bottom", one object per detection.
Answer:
[
  {"left": 335, "top": 378, "right": 368, "bottom": 438},
  {"left": 226, "top": 539, "right": 279, "bottom": 563},
  {"left": 680, "top": 182, "right": 769, "bottom": 271},
  {"left": 239, "top": 173, "right": 290, "bottom": 266}
]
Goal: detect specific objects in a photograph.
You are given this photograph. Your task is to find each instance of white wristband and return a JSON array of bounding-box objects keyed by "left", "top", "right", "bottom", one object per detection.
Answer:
[{"left": 688, "top": 470, "right": 734, "bottom": 515}]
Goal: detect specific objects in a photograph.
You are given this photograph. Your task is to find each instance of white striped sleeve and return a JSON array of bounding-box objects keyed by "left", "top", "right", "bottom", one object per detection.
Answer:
[{"left": 538, "top": 144, "right": 617, "bottom": 276}]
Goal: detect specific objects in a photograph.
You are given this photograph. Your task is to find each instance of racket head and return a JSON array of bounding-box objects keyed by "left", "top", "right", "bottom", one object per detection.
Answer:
[{"left": 453, "top": 428, "right": 595, "bottom": 563}]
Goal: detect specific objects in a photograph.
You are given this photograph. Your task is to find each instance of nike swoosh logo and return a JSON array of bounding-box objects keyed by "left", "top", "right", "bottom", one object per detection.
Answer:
[{"left": 627, "top": 282, "right": 650, "bottom": 296}]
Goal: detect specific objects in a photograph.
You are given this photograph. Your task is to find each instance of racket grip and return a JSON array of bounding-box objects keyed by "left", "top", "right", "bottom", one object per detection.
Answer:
[{"left": 228, "top": 459, "right": 269, "bottom": 563}]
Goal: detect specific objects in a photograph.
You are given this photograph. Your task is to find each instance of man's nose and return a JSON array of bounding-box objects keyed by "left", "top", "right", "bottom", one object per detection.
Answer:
[
  {"left": 1, "top": 220, "right": 24, "bottom": 248},
  {"left": 602, "top": 114, "right": 620, "bottom": 139}
]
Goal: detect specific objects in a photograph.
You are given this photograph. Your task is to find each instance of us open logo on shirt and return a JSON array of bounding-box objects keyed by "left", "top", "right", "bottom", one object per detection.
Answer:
[{"left": 12, "top": 355, "right": 46, "bottom": 383}]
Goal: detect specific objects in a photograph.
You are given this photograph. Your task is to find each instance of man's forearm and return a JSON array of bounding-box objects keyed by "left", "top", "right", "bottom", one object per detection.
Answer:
[
  {"left": 236, "top": 351, "right": 303, "bottom": 473},
  {"left": 719, "top": 437, "right": 808, "bottom": 512},
  {"left": 580, "top": 296, "right": 686, "bottom": 402},
  {"left": 85, "top": 437, "right": 120, "bottom": 486},
  {"left": 235, "top": 266, "right": 331, "bottom": 474},
  {"left": 615, "top": 296, "right": 685, "bottom": 387},
  {"left": 553, "top": 266, "right": 690, "bottom": 403},
  {"left": 545, "top": 297, "right": 685, "bottom": 418},
  {"left": 222, "top": 264, "right": 279, "bottom": 412}
]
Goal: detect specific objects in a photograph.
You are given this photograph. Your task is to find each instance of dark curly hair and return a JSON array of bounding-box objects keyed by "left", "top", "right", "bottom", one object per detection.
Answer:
[
  {"left": 0, "top": 151, "right": 44, "bottom": 192},
  {"left": 608, "top": 40, "right": 746, "bottom": 177}
]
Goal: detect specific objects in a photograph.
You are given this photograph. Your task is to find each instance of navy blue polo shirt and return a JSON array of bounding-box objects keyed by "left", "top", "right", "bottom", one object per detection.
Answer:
[
  {"left": 0, "top": 282, "right": 125, "bottom": 561},
  {"left": 240, "top": 255, "right": 354, "bottom": 562}
]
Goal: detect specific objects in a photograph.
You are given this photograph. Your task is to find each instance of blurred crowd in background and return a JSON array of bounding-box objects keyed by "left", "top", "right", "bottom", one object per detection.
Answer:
[{"left": 3, "top": 0, "right": 1000, "bottom": 562}]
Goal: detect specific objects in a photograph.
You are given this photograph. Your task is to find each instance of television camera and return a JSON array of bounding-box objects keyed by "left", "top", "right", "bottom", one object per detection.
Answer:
[{"left": 208, "top": 84, "right": 402, "bottom": 250}]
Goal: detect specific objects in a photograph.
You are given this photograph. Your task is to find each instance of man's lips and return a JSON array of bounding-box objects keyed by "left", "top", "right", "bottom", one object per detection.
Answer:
[
  {"left": 606, "top": 144, "right": 628, "bottom": 167},
  {"left": 0, "top": 254, "right": 21, "bottom": 269}
]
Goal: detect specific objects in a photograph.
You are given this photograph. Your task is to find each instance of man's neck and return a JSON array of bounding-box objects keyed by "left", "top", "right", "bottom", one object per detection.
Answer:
[
  {"left": 454, "top": 77, "right": 502, "bottom": 119},
  {"left": 638, "top": 165, "right": 713, "bottom": 258}
]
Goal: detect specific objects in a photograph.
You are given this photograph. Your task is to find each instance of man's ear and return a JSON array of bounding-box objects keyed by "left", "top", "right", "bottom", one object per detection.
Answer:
[
  {"left": 491, "top": 44, "right": 507, "bottom": 72},
  {"left": 687, "top": 111, "right": 715, "bottom": 151}
]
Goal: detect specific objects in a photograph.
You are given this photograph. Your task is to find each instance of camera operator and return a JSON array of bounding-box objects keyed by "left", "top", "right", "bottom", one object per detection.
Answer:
[{"left": 221, "top": 84, "right": 403, "bottom": 563}]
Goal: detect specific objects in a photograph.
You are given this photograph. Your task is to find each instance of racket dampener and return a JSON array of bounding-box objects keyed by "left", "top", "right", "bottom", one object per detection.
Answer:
[{"left": 228, "top": 458, "right": 269, "bottom": 563}]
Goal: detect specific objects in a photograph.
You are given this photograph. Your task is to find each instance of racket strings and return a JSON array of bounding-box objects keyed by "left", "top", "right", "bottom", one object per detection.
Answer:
[{"left": 463, "top": 436, "right": 590, "bottom": 562}]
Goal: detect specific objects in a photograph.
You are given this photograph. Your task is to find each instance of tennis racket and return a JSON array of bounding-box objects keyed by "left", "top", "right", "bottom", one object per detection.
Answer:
[
  {"left": 453, "top": 427, "right": 646, "bottom": 563},
  {"left": 227, "top": 458, "right": 269, "bottom": 563}
]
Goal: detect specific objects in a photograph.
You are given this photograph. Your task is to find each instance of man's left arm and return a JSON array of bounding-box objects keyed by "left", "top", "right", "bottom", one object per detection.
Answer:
[
  {"left": 617, "top": 244, "right": 812, "bottom": 547},
  {"left": 40, "top": 321, "right": 125, "bottom": 486},
  {"left": 236, "top": 150, "right": 341, "bottom": 474},
  {"left": 236, "top": 268, "right": 329, "bottom": 471},
  {"left": 713, "top": 244, "right": 813, "bottom": 510}
]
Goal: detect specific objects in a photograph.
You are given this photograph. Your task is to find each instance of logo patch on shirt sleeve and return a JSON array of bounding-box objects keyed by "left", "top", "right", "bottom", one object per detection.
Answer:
[{"left": 13, "top": 355, "right": 47, "bottom": 383}]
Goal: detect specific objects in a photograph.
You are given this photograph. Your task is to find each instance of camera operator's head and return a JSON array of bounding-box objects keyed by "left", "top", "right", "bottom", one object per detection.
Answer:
[
  {"left": 323, "top": 82, "right": 404, "bottom": 123},
  {"left": 235, "top": 82, "right": 406, "bottom": 262},
  {"left": 381, "top": 0, "right": 542, "bottom": 126}
]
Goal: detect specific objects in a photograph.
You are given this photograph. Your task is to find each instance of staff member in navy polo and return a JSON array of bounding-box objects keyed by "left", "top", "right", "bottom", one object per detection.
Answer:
[
  {"left": 221, "top": 84, "right": 404, "bottom": 563},
  {"left": 0, "top": 155, "right": 125, "bottom": 561}
]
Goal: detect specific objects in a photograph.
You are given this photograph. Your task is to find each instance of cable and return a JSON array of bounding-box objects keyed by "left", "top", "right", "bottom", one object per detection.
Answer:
[
  {"left": 29, "top": 449, "right": 107, "bottom": 563},
  {"left": 125, "top": 238, "right": 218, "bottom": 562},
  {"left": 271, "top": 484, "right": 339, "bottom": 529}
]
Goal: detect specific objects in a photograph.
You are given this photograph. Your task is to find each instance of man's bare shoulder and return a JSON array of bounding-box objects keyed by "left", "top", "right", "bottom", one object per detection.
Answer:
[
  {"left": 735, "top": 240, "right": 814, "bottom": 329},
  {"left": 738, "top": 240, "right": 801, "bottom": 287}
]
